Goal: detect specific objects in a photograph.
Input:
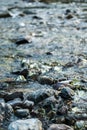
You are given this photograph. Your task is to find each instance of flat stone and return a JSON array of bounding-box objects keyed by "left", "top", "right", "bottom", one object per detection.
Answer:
[
  {"left": 48, "top": 124, "right": 73, "bottom": 130},
  {"left": 8, "top": 118, "right": 42, "bottom": 130}
]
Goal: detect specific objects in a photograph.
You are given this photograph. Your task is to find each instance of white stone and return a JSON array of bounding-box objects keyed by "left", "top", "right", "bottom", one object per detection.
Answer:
[{"left": 8, "top": 118, "right": 42, "bottom": 130}]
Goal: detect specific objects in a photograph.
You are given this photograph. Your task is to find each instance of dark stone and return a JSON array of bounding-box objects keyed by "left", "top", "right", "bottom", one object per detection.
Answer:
[
  {"left": 60, "top": 87, "right": 74, "bottom": 99},
  {"left": 53, "top": 82, "right": 64, "bottom": 90},
  {"left": 38, "top": 76, "right": 54, "bottom": 85},
  {"left": 32, "top": 16, "right": 42, "bottom": 20},
  {"left": 65, "top": 14, "right": 73, "bottom": 19},
  {"left": 15, "top": 38, "right": 29, "bottom": 45},
  {"left": 7, "top": 98, "right": 22, "bottom": 108},
  {"left": 42, "top": 96, "right": 58, "bottom": 112},
  {"left": 0, "top": 91, "right": 8, "bottom": 98},
  {"left": 26, "top": 88, "right": 57, "bottom": 104},
  {"left": 11, "top": 69, "right": 29, "bottom": 79},
  {"left": 65, "top": 9, "right": 71, "bottom": 15},
  {"left": 0, "top": 11, "right": 11, "bottom": 18},
  {"left": 57, "top": 105, "right": 68, "bottom": 115},
  {"left": 45, "top": 52, "right": 53, "bottom": 55},
  {"left": 15, "top": 109, "right": 29, "bottom": 118},
  {"left": 4, "top": 92, "right": 23, "bottom": 102}
]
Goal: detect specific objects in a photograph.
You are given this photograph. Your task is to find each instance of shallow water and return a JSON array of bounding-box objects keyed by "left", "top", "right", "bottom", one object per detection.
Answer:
[{"left": 0, "top": 0, "right": 87, "bottom": 129}]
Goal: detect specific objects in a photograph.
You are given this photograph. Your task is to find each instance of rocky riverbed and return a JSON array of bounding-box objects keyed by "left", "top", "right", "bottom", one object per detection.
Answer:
[{"left": 0, "top": 0, "right": 87, "bottom": 130}]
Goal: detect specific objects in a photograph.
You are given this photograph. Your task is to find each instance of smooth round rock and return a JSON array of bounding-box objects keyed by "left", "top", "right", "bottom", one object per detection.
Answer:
[{"left": 15, "top": 109, "right": 29, "bottom": 118}]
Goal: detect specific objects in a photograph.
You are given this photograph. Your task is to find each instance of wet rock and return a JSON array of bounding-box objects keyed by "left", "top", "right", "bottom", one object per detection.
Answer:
[
  {"left": 23, "top": 100, "right": 34, "bottom": 110},
  {"left": 15, "top": 109, "right": 29, "bottom": 118},
  {"left": 38, "top": 76, "right": 54, "bottom": 85},
  {"left": 15, "top": 37, "right": 30, "bottom": 45},
  {"left": 4, "top": 92, "right": 23, "bottom": 102},
  {"left": 45, "top": 52, "right": 53, "bottom": 55},
  {"left": 0, "top": 11, "right": 11, "bottom": 18},
  {"left": 8, "top": 118, "right": 42, "bottom": 130},
  {"left": 53, "top": 82, "right": 65, "bottom": 90},
  {"left": 32, "top": 16, "right": 42, "bottom": 20},
  {"left": 60, "top": 87, "right": 74, "bottom": 99},
  {"left": 48, "top": 124, "right": 73, "bottom": 130},
  {"left": 65, "top": 9, "right": 71, "bottom": 15},
  {"left": 26, "top": 88, "right": 58, "bottom": 104},
  {"left": 7, "top": 98, "right": 22, "bottom": 108},
  {"left": 65, "top": 14, "right": 73, "bottom": 19},
  {"left": 12, "top": 69, "right": 29, "bottom": 79}
]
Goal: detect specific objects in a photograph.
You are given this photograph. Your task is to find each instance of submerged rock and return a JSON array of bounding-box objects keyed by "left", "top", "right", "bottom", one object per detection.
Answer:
[{"left": 8, "top": 118, "right": 42, "bottom": 130}]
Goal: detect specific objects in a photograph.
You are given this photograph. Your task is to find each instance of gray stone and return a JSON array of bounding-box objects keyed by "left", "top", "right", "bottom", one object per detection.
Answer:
[
  {"left": 7, "top": 98, "right": 22, "bottom": 108},
  {"left": 26, "top": 88, "right": 58, "bottom": 104},
  {"left": 8, "top": 118, "right": 42, "bottom": 130},
  {"left": 60, "top": 87, "right": 74, "bottom": 99},
  {"left": 23, "top": 100, "right": 34, "bottom": 109},
  {"left": 38, "top": 76, "right": 54, "bottom": 85},
  {"left": 48, "top": 124, "right": 74, "bottom": 130},
  {"left": 0, "top": 102, "right": 13, "bottom": 123}
]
